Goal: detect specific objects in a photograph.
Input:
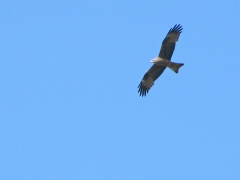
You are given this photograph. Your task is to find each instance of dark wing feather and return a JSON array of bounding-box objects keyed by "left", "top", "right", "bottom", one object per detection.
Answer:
[
  {"left": 138, "top": 65, "right": 166, "bottom": 96},
  {"left": 158, "top": 24, "right": 182, "bottom": 60}
]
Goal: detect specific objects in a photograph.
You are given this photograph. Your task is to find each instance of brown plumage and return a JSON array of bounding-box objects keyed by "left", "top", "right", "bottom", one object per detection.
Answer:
[{"left": 138, "top": 24, "right": 184, "bottom": 97}]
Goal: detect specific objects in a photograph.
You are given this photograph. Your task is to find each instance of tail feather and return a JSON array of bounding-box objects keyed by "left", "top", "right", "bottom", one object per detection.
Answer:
[{"left": 168, "top": 62, "right": 184, "bottom": 73}]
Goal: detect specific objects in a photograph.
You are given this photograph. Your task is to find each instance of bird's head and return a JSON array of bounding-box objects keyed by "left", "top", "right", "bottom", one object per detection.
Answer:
[
  {"left": 150, "top": 58, "right": 156, "bottom": 63},
  {"left": 150, "top": 57, "right": 163, "bottom": 63}
]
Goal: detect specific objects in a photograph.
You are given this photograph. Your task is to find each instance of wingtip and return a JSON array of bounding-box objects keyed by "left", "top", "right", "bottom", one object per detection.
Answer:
[
  {"left": 137, "top": 83, "right": 148, "bottom": 97},
  {"left": 168, "top": 24, "right": 183, "bottom": 34}
]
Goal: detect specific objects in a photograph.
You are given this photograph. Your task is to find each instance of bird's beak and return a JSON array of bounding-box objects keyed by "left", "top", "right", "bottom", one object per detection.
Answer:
[{"left": 150, "top": 60, "right": 154, "bottom": 63}]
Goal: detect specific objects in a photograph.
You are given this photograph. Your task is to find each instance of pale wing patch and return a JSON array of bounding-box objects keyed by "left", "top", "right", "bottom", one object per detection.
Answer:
[
  {"left": 167, "top": 33, "right": 180, "bottom": 42},
  {"left": 141, "top": 77, "right": 154, "bottom": 90}
]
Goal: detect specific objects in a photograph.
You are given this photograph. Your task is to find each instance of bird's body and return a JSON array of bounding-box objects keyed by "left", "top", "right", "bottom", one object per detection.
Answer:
[
  {"left": 151, "top": 57, "right": 184, "bottom": 73},
  {"left": 138, "top": 24, "right": 184, "bottom": 97}
]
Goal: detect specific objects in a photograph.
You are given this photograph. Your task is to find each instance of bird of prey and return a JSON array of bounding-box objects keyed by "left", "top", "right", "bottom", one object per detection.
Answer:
[{"left": 138, "top": 24, "right": 184, "bottom": 97}]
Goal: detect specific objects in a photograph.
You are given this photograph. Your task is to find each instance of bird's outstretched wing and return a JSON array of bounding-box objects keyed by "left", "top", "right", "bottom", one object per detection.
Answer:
[
  {"left": 158, "top": 24, "right": 182, "bottom": 60},
  {"left": 138, "top": 64, "right": 166, "bottom": 96}
]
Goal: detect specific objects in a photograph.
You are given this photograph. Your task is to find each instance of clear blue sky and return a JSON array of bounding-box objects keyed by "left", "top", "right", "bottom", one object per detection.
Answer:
[{"left": 1, "top": 1, "right": 240, "bottom": 179}]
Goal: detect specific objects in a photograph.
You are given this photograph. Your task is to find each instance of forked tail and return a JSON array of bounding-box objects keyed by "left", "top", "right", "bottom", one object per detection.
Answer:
[{"left": 168, "top": 62, "right": 184, "bottom": 73}]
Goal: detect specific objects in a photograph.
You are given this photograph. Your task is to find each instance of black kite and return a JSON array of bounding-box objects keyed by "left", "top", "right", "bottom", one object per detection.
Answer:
[{"left": 138, "top": 24, "right": 184, "bottom": 97}]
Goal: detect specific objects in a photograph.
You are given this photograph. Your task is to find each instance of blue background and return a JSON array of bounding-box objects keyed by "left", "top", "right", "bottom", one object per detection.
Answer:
[{"left": 1, "top": 1, "right": 240, "bottom": 179}]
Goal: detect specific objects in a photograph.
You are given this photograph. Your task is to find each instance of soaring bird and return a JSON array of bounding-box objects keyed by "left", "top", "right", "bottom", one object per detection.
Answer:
[{"left": 138, "top": 24, "right": 184, "bottom": 97}]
